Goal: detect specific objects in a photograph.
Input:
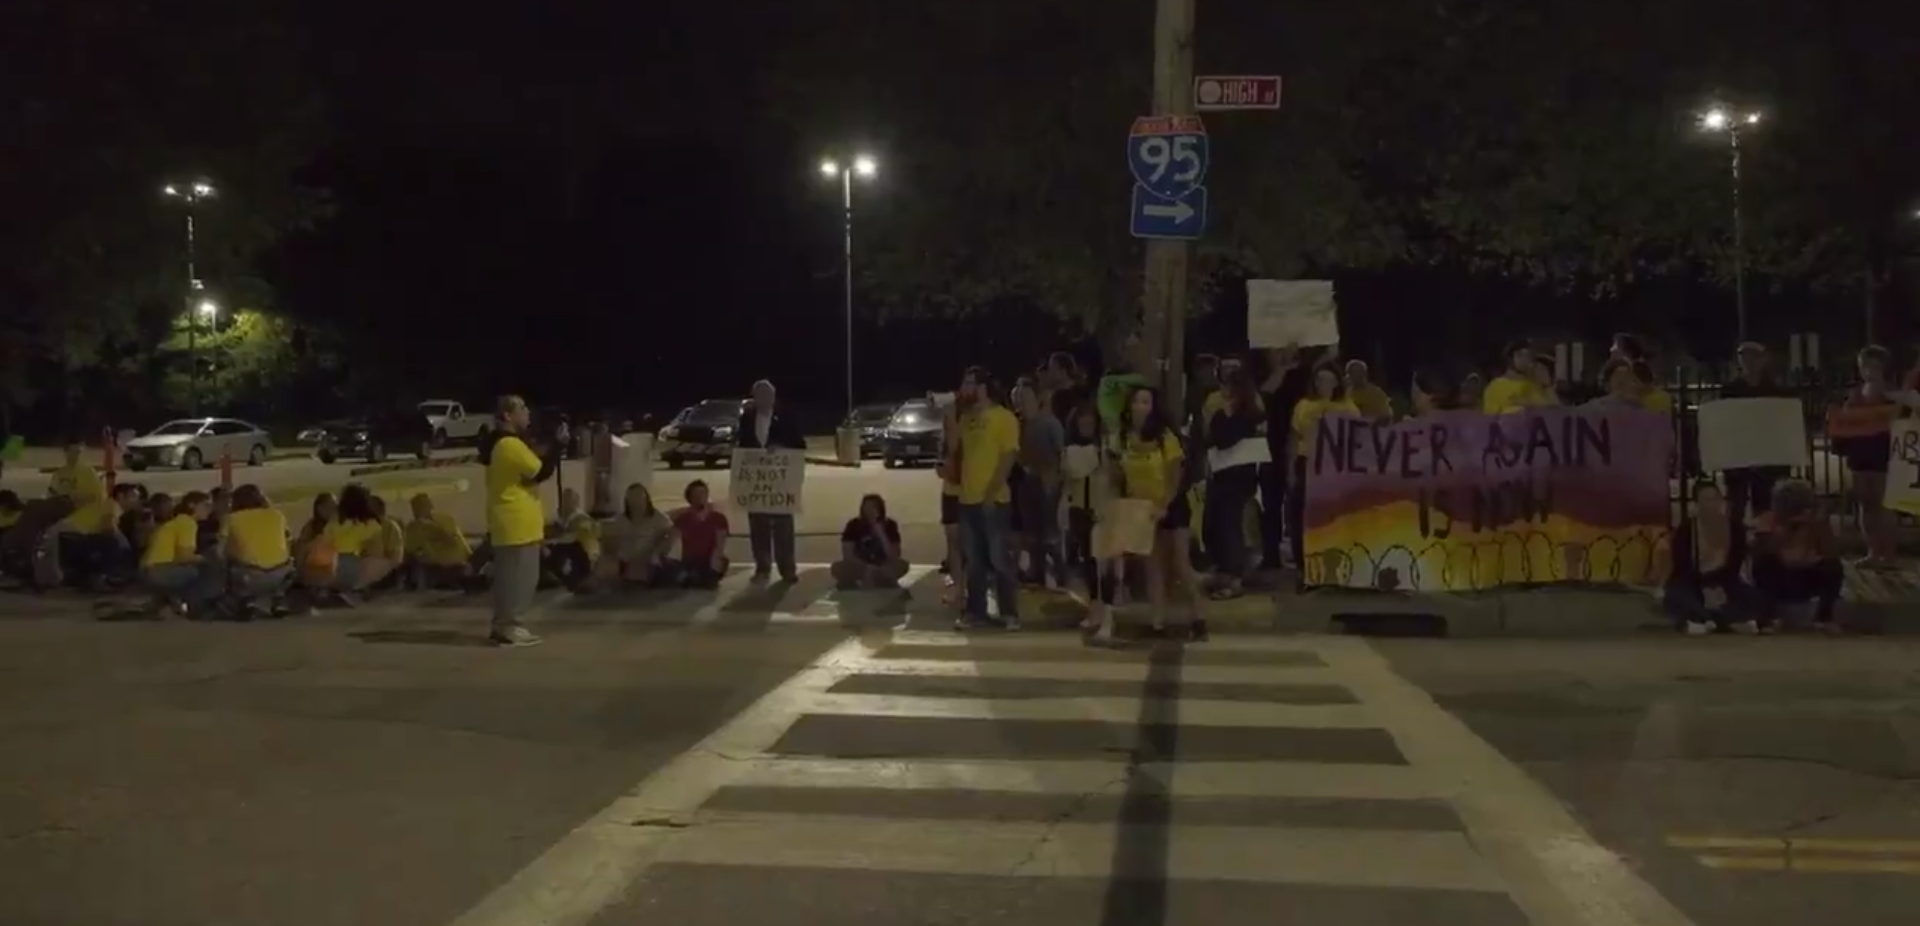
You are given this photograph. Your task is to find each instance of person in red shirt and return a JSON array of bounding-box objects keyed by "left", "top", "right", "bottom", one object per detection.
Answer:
[{"left": 671, "top": 480, "right": 731, "bottom": 588}]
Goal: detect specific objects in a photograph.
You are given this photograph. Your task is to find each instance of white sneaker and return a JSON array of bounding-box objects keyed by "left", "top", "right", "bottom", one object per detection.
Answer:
[
  {"left": 1684, "top": 620, "right": 1714, "bottom": 636},
  {"left": 491, "top": 627, "right": 543, "bottom": 648}
]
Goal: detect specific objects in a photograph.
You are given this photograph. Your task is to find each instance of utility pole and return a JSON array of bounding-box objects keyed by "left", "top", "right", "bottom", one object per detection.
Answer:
[{"left": 1140, "top": 0, "right": 1196, "bottom": 415}]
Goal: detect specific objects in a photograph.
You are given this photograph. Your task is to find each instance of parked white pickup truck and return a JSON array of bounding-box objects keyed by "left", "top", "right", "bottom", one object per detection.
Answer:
[{"left": 418, "top": 399, "right": 491, "bottom": 446}]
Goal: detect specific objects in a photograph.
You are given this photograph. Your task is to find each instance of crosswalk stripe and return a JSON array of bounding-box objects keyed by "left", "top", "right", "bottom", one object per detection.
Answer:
[
  {"left": 849, "top": 656, "right": 1344, "bottom": 686},
  {"left": 724, "top": 756, "right": 1452, "bottom": 801},
  {"left": 801, "top": 692, "right": 1380, "bottom": 728},
  {"left": 650, "top": 813, "right": 1508, "bottom": 891}
]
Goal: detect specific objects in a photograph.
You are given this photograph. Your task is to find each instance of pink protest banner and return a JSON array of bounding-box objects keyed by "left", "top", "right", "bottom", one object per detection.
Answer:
[{"left": 1301, "top": 407, "right": 1673, "bottom": 591}]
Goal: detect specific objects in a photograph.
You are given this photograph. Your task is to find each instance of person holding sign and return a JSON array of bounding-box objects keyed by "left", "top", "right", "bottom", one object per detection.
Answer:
[
  {"left": 737, "top": 379, "right": 807, "bottom": 582},
  {"left": 1719, "top": 342, "right": 1794, "bottom": 532},
  {"left": 954, "top": 367, "right": 1023, "bottom": 631}
]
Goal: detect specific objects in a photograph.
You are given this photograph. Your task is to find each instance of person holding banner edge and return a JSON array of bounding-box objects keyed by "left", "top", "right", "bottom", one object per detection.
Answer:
[{"left": 738, "top": 379, "right": 806, "bottom": 582}]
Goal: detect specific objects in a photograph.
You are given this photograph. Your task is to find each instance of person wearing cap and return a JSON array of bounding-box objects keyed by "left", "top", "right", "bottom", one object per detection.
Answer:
[
  {"left": 1718, "top": 342, "right": 1795, "bottom": 540},
  {"left": 737, "top": 379, "right": 807, "bottom": 582}
]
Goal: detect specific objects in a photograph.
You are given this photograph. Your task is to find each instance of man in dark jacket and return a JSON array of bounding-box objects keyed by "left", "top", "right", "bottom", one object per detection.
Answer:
[{"left": 737, "top": 379, "right": 807, "bottom": 581}]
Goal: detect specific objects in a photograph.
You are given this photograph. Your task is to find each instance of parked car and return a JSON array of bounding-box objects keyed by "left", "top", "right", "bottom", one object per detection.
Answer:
[
  {"left": 881, "top": 398, "right": 944, "bottom": 468},
  {"left": 843, "top": 401, "right": 903, "bottom": 457},
  {"left": 657, "top": 398, "right": 746, "bottom": 468},
  {"left": 315, "top": 410, "right": 435, "bottom": 464},
  {"left": 123, "top": 418, "right": 274, "bottom": 471},
  {"left": 419, "top": 399, "right": 491, "bottom": 446}
]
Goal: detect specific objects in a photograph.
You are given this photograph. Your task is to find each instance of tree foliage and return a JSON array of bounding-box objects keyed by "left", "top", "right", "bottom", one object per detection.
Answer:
[{"left": 0, "top": 0, "right": 330, "bottom": 412}]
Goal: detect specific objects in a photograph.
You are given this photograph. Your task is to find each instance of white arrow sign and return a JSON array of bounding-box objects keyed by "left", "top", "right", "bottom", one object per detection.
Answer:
[{"left": 1143, "top": 200, "right": 1196, "bottom": 223}]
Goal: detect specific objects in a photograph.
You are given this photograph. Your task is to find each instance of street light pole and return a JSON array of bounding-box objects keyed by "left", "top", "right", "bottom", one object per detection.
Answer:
[
  {"left": 164, "top": 180, "right": 216, "bottom": 413},
  {"left": 1700, "top": 109, "right": 1759, "bottom": 342},
  {"left": 819, "top": 156, "right": 876, "bottom": 416}
]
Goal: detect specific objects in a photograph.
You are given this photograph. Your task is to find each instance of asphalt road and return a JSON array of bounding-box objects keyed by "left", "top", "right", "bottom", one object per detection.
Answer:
[{"left": 5, "top": 563, "right": 1918, "bottom": 926}]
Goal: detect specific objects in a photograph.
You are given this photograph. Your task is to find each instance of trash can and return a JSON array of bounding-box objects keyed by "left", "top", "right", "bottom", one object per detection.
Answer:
[{"left": 836, "top": 426, "right": 861, "bottom": 465}]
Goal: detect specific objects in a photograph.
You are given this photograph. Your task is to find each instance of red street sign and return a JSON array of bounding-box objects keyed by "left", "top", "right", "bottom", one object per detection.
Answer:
[
  {"left": 1193, "top": 76, "right": 1282, "bottom": 111},
  {"left": 1130, "top": 114, "right": 1206, "bottom": 136}
]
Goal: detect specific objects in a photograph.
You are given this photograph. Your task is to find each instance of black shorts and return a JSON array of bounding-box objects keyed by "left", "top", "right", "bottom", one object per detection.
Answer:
[
  {"left": 1157, "top": 495, "right": 1193, "bottom": 532},
  {"left": 941, "top": 493, "right": 959, "bottom": 525}
]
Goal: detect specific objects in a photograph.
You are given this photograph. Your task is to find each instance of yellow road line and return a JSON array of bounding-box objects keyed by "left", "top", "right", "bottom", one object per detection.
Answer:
[
  {"left": 1697, "top": 854, "right": 1920, "bottom": 875},
  {"left": 1668, "top": 835, "right": 1920, "bottom": 854}
]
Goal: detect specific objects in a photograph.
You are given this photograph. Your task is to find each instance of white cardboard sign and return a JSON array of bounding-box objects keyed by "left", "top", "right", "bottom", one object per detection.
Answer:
[
  {"left": 1884, "top": 420, "right": 1920, "bottom": 516},
  {"left": 729, "top": 447, "right": 805, "bottom": 515},
  {"left": 1248, "top": 279, "right": 1339, "bottom": 348},
  {"left": 1696, "top": 397, "right": 1809, "bottom": 471}
]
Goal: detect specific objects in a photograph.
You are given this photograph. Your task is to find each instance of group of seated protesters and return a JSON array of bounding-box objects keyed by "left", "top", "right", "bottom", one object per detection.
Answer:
[{"left": 1663, "top": 477, "right": 1847, "bottom": 635}]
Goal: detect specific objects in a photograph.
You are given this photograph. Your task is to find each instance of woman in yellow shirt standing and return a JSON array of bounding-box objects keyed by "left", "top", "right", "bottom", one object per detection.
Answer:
[
  {"left": 225, "top": 484, "right": 293, "bottom": 616},
  {"left": 142, "top": 490, "right": 216, "bottom": 617},
  {"left": 1289, "top": 364, "right": 1358, "bottom": 571},
  {"left": 486, "top": 395, "right": 561, "bottom": 647},
  {"left": 1481, "top": 341, "right": 1554, "bottom": 414},
  {"left": 1117, "top": 385, "right": 1206, "bottom": 640}
]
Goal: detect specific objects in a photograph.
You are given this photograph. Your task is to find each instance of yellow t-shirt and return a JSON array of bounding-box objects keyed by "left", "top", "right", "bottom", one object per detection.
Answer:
[
  {"left": 1350, "top": 384, "right": 1393, "bottom": 422},
  {"left": 1481, "top": 374, "right": 1549, "bottom": 414},
  {"left": 50, "top": 462, "right": 110, "bottom": 533},
  {"left": 404, "top": 512, "right": 472, "bottom": 566},
  {"left": 560, "top": 511, "right": 601, "bottom": 560},
  {"left": 1118, "top": 433, "right": 1185, "bottom": 507},
  {"left": 1641, "top": 388, "right": 1673, "bottom": 413},
  {"left": 323, "top": 518, "right": 384, "bottom": 557},
  {"left": 0, "top": 510, "right": 20, "bottom": 530},
  {"left": 226, "top": 508, "right": 291, "bottom": 568},
  {"left": 957, "top": 405, "right": 1020, "bottom": 505},
  {"left": 1291, "top": 399, "right": 1358, "bottom": 459},
  {"left": 141, "top": 514, "right": 199, "bottom": 568},
  {"left": 486, "top": 435, "right": 546, "bottom": 547}
]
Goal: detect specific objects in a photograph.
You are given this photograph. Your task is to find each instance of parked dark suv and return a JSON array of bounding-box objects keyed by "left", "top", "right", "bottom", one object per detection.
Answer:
[
  {"left": 658, "top": 398, "right": 746, "bottom": 468},
  {"left": 316, "top": 409, "right": 435, "bottom": 464},
  {"left": 881, "top": 398, "right": 944, "bottom": 468}
]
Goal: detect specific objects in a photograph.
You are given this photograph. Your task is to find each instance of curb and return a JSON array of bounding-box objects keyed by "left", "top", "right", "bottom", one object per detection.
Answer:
[
  {"left": 348, "top": 454, "right": 482, "bottom": 478},
  {"left": 36, "top": 448, "right": 310, "bottom": 475}
]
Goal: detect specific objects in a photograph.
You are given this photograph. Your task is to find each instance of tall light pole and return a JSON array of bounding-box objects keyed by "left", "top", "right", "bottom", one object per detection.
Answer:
[
  {"left": 164, "top": 180, "right": 216, "bottom": 413},
  {"left": 819, "top": 155, "right": 876, "bottom": 415},
  {"left": 1699, "top": 108, "right": 1760, "bottom": 342}
]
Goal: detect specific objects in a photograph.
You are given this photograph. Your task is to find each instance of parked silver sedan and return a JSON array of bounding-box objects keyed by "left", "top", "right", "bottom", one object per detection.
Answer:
[{"left": 121, "top": 418, "right": 275, "bottom": 471}]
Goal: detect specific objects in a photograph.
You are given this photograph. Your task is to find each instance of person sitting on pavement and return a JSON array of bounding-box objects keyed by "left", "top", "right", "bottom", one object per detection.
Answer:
[
  {"left": 541, "top": 487, "right": 599, "bottom": 590},
  {"left": 319, "top": 484, "right": 395, "bottom": 605},
  {"left": 403, "top": 493, "right": 473, "bottom": 590},
  {"left": 52, "top": 479, "right": 137, "bottom": 591},
  {"left": 1750, "top": 479, "right": 1846, "bottom": 633},
  {"left": 598, "top": 483, "right": 676, "bottom": 586},
  {"left": 669, "top": 480, "right": 730, "bottom": 589},
  {"left": 141, "top": 490, "right": 220, "bottom": 618},
  {"left": 293, "top": 492, "right": 335, "bottom": 579},
  {"left": 366, "top": 495, "right": 407, "bottom": 591},
  {"left": 1663, "top": 481, "right": 1763, "bottom": 635},
  {"left": 833, "top": 493, "right": 909, "bottom": 589},
  {"left": 224, "top": 484, "right": 293, "bottom": 618}
]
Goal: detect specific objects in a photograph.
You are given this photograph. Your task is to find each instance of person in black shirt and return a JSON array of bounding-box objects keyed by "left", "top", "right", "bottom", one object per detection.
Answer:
[
  {"left": 1256, "top": 347, "right": 1307, "bottom": 570},
  {"left": 833, "top": 493, "right": 909, "bottom": 588}
]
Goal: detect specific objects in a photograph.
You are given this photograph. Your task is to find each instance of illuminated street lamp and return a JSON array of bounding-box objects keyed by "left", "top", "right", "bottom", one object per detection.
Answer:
[
  {"left": 819, "top": 154, "right": 878, "bottom": 415},
  {"left": 1698, "top": 107, "right": 1761, "bottom": 341},
  {"left": 164, "top": 179, "right": 218, "bottom": 412}
]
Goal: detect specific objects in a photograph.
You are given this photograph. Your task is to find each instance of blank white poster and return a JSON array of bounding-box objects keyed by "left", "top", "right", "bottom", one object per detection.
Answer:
[
  {"left": 1247, "top": 279, "right": 1338, "bottom": 348},
  {"left": 1696, "top": 397, "right": 1809, "bottom": 471}
]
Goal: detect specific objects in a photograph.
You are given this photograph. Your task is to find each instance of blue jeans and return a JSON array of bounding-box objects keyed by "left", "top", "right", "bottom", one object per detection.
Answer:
[
  {"left": 145, "top": 561, "right": 223, "bottom": 606},
  {"left": 958, "top": 502, "right": 1020, "bottom": 620},
  {"left": 233, "top": 564, "right": 293, "bottom": 600}
]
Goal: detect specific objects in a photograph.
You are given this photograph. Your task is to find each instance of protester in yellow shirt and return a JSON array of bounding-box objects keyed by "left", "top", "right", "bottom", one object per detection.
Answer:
[
  {"left": 486, "top": 394, "right": 560, "bottom": 647},
  {"left": 543, "top": 487, "right": 600, "bottom": 589},
  {"left": 1114, "top": 385, "right": 1205, "bottom": 639},
  {"left": 1482, "top": 341, "right": 1554, "bottom": 414},
  {"left": 953, "top": 366, "right": 1023, "bottom": 631},
  {"left": 321, "top": 484, "right": 396, "bottom": 603},
  {"left": 49, "top": 439, "right": 109, "bottom": 535},
  {"left": 142, "top": 490, "right": 216, "bottom": 616},
  {"left": 1287, "top": 364, "right": 1359, "bottom": 572},
  {"left": 224, "top": 484, "right": 292, "bottom": 614},
  {"left": 404, "top": 493, "right": 472, "bottom": 589},
  {"left": 1342, "top": 361, "right": 1394, "bottom": 423}
]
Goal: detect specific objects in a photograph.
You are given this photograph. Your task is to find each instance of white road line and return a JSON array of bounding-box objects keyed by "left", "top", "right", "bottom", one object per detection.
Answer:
[
  {"left": 443, "top": 636, "right": 872, "bottom": 926},
  {"left": 725, "top": 756, "right": 1453, "bottom": 801},
  {"left": 654, "top": 813, "right": 1506, "bottom": 891},
  {"left": 882, "top": 629, "right": 1327, "bottom": 652},
  {"left": 1318, "top": 637, "right": 1701, "bottom": 926},
  {"left": 854, "top": 656, "right": 1344, "bottom": 686},
  {"left": 802, "top": 691, "right": 1379, "bottom": 728}
]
